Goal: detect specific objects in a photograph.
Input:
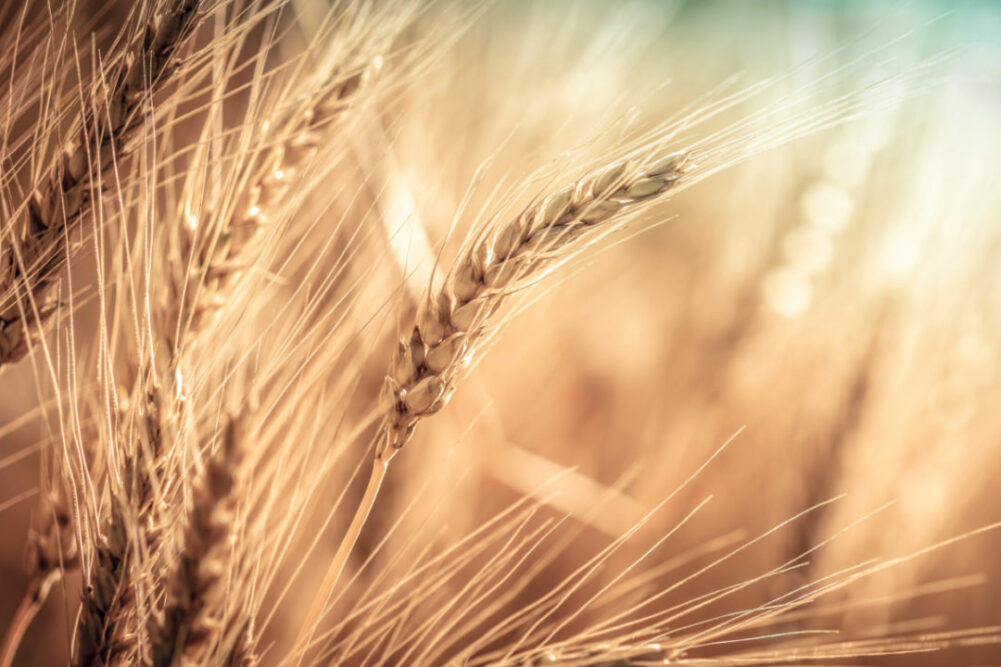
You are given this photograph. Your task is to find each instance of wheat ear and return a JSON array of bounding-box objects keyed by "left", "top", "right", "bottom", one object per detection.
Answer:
[
  {"left": 76, "top": 374, "right": 169, "bottom": 666},
  {"left": 381, "top": 150, "right": 690, "bottom": 458},
  {"left": 294, "top": 151, "right": 690, "bottom": 658},
  {"left": 145, "top": 64, "right": 373, "bottom": 666},
  {"left": 12, "top": 3, "right": 209, "bottom": 663},
  {"left": 4, "top": 0, "right": 206, "bottom": 634},
  {"left": 174, "top": 66, "right": 368, "bottom": 348},
  {"left": 152, "top": 65, "right": 370, "bottom": 454},
  {"left": 149, "top": 417, "right": 252, "bottom": 667},
  {"left": 0, "top": 0, "right": 202, "bottom": 368},
  {"left": 142, "top": 71, "right": 370, "bottom": 667}
]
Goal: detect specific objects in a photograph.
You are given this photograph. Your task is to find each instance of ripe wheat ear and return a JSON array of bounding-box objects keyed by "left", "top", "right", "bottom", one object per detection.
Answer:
[
  {"left": 150, "top": 417, "right": 251, "bottom": 667},
  {"left": 58, "top": 3, "right": 207, "bottom": 666},
  {"left": 382, "top": 150, "right": 689, "bottom": 458},
  {"left": 141, "top": 62, "right": 376, "bottom": 667}
]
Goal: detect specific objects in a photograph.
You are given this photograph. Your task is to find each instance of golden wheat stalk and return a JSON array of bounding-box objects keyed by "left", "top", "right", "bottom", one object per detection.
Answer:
[
  {"left": 293, "top": 150, "right": 691, "bottom": 659},
  {"left": 0, "top": 0, "right": 202, "bottom": 369},
  {"left": 1, "top": 3, "right": 205, "bottom": 664},
  {"left": 66, "top": 3, "right": 207, "bottom": 659}
]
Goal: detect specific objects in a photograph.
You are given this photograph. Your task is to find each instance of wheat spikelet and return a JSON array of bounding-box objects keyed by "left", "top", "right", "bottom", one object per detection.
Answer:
[
  {"left": 380, "top": 151, "right": 690, "bottom": 460},
  {"left": 0, "top": 0, "right": 203, "bottom": 368}
]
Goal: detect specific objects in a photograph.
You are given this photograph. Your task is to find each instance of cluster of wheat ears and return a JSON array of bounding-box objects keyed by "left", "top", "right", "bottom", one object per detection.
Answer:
[{"left": 0, "top": 1, "right": 997, "bottom": 665}]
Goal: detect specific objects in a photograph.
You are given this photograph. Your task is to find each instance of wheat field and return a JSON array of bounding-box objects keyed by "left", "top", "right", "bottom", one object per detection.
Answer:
[{"left": 0, "top": 0, "right": 1000, "bottom": 665}]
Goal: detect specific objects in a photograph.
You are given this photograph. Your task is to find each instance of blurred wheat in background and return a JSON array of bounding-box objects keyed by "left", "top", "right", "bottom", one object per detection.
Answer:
[{"left": 1, "top": 0, "right": 1000, "bottom": 665}]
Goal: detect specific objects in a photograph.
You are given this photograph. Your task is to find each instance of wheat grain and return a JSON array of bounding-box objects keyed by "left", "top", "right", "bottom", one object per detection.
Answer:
[
  {"left": 24, "top": 489, "right": 79, "bottom": 607},
  {"left": 6, "top": 3, "right": 212, "bottom": 662}
]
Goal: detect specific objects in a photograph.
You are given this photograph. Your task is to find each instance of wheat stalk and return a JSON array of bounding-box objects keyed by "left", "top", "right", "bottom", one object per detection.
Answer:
[
  {"left": 65, "top": 11, "right": 386, "bottom": 660},
  {"left": 0, "top": 0, "right": 202, "bottom": 369},
  {"left": 294, "top": 150, "right": 691, "bottom": 658},
  {"left": 70, "top": 7, "right": 207, "bottom": 653},
  {"left": 50, "top": 10, "right": 366, "bottom": 666},
  {"left": 0, "top": 3, "right": 205, "bottom": 663}
]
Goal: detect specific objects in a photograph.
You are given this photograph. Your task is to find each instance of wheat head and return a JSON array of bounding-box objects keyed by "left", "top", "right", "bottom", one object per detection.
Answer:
[{"left": 380, "top": 151, "right": 690, "bottom": 460}]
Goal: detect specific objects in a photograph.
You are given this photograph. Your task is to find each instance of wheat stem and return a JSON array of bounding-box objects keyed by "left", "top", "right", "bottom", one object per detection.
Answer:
[
  {"left": 0, "top": 585, "right": 49, "bottom": 667},
  {"left": 293, "top": 454, "right": 390, "bottom": 664}
]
